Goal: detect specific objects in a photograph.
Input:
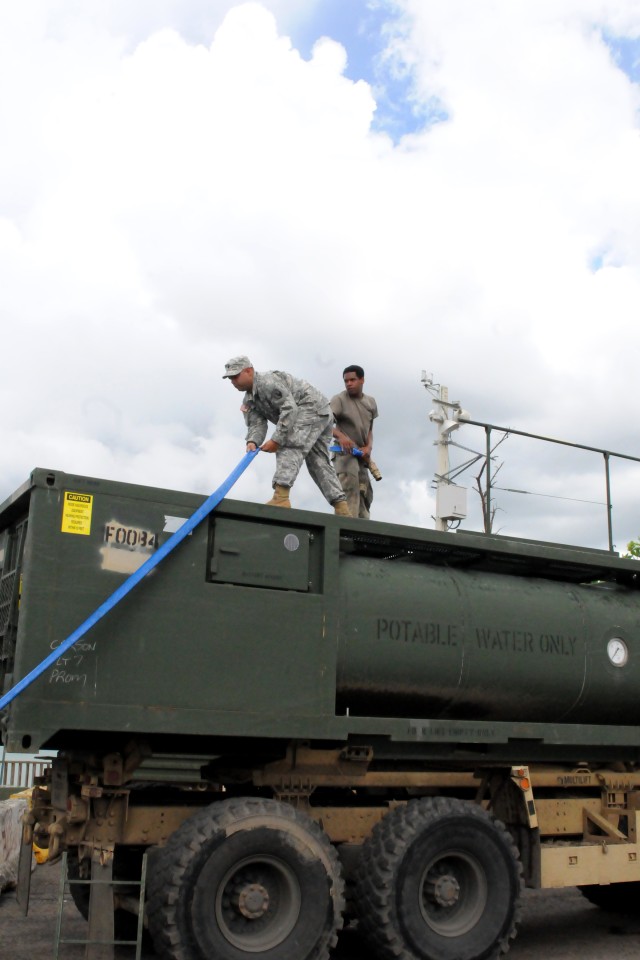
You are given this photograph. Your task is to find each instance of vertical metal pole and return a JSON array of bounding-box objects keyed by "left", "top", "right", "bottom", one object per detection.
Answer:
[
  {"left": 86, "top": 848, "right": 115, "bottom": 960},
  {"left": 485, "top": 426, "right": 492, "bottom": 534},
  {"left": 16, "top": 819, "right": 34, "bottom": 915},
  {"left": 135, "top": 853, "right": 148, "bottom": 960},
  {"left": 604, "top": 452, "right": 614, "bottom": 552},
  {"left": 435, "top": 386, "right": 450, "bottom": 532},
  {"left": 53, "top": 851, "right": 67, "bottom": 960}
]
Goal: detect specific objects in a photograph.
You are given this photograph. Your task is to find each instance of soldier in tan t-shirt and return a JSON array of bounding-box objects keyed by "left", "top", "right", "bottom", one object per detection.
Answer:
[{"left": 330, "top": 365, "right": 379, "bottom": 519}]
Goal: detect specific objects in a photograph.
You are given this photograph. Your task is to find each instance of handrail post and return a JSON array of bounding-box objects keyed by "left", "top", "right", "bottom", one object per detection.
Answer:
[
  {"left": 485, "top": 426, "right": 492, "bottom": 534},
  {"left": 604, "top": 452, "right": 614, "bottom": 552}
]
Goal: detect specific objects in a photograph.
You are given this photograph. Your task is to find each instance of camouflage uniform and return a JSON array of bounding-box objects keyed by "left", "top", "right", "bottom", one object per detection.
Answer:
[
  {"left": 243, "top": 370, "right": 346, "bottom": 504},
  {"left": 330, "top": 390, "right": 379, "bottom": 519}
]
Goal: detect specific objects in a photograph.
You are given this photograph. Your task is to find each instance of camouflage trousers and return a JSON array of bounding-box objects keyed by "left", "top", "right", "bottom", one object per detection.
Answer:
[
  {"left": 334, "top": 453, "right": 373, "bottom": 519},
  {"left": 273, "top": 413, "right": 346, "bottom": 504}
]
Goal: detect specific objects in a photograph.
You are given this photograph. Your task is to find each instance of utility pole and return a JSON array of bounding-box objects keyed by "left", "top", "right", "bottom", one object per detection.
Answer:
[{"left": 422, "top": 373, "right": 469, "bottom": 531}]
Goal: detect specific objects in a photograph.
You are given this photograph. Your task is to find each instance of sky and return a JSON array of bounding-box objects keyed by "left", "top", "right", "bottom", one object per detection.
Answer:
[{"left": 1, "top": 0, "right": 640, "bottom": 552}]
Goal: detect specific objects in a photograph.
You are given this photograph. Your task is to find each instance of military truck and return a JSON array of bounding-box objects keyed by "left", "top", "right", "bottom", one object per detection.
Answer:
[{"left": 3, "top": 466, "right": 640, "bottom": 960}]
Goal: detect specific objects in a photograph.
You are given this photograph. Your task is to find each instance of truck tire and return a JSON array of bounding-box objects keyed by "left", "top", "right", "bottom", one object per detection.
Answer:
[
  {"left": 578, "top": 881, "right": 640, "bottom": 913},
  {"left": 353, "top": 797, "right": 523, "bottom": 960},
  {"left": 146, "top": 796, "right": 345, "bottom": 960}
]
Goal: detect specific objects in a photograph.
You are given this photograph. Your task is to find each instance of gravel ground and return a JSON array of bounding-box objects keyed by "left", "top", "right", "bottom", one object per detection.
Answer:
[{"left": 2, "top": 860, "right": 640, "bottom": 959}]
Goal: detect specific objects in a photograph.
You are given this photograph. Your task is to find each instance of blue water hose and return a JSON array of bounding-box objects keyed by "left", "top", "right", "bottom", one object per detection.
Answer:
[
  {"left": 330, "top": 444, "right": 363, "bottom": 456},
  {"left": 0, "top": 449, "right": 260, "bottom": 711}
]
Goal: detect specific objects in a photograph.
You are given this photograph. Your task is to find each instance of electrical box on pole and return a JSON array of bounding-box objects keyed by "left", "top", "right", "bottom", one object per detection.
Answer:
[{"left": 436, "top": 484, "right": 468, "bottom": 521}]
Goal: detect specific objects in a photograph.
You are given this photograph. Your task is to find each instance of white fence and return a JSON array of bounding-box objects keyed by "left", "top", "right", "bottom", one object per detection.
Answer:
[{"left": 0, "top": 758, "right": 51, "bottom": 790}]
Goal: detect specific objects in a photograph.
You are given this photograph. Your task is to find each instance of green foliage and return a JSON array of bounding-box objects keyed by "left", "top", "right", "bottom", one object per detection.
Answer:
[{"left": 624, "top": 538, "right": 640, "bottom": 559}]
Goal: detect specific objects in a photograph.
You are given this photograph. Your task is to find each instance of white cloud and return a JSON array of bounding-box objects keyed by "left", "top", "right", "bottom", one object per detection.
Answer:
[{"left": 1, "top": 1, "right": 640, "bottom": 548}]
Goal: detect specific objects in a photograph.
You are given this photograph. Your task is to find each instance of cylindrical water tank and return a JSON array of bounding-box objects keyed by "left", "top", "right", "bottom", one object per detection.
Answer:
[{"left": 336, "top": 556, "right": 640, "bottom": 724}]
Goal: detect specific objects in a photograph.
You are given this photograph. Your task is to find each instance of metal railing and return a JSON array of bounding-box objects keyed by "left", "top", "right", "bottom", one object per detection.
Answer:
[{"left": 463, "top": 419, "right": 640, "bottom": 551}]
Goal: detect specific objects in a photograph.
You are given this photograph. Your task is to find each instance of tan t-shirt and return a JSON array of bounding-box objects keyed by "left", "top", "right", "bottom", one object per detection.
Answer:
[{"left": 330, "top": 391, "right": 378, "bottom": 448}]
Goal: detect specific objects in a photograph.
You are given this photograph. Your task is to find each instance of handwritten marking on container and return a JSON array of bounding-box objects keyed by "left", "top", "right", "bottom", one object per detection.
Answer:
[
  {"left": 49, "top": 669, "right": 87, "bottom": 686},
  {"left": 61, "top": 492, "right": 93, "bottom": 536},
  {"left": 48, "top": 637, "right": 95, "bottom": 686}
]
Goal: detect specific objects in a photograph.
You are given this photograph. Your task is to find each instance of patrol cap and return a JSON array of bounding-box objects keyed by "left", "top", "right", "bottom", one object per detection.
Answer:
[{"left": 222, "top": 356, "right": 253, "bottom": 378}]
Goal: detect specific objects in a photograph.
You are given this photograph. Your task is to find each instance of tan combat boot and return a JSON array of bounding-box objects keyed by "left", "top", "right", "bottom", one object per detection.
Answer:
[
  {"left": 333, "top": 500, "right": 351, "bottom": 517},
  {"left": 266, "top": 484, "right": 291, "bottom": 508}
]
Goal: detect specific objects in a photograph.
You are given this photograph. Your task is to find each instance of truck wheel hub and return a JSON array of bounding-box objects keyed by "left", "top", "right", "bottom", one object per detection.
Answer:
[
  {"left": 237, "top": 882, "right": 270, "bottom": 918},
  {"left": 428, "top": 872, "right": 460, "bottom": 907}
]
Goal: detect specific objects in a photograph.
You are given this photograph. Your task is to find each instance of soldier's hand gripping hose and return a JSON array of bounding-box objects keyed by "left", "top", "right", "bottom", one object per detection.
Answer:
[{"left": 330, "top": 443, "right": 382, "bottom": 481}]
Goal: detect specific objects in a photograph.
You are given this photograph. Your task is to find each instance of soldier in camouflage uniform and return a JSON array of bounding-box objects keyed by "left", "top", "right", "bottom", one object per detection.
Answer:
[{"left": 223, "top": 356, "right": 350, "bottom": 515}]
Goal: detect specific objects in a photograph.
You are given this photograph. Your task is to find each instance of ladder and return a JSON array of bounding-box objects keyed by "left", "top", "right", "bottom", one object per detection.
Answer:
[{"left": 53, "top": 851, "right": 148, "bottom": 960}]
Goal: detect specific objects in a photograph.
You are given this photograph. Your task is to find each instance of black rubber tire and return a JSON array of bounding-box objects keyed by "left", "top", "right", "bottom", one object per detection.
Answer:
[
  {"left": 67, "top": 845, "right": 147, "bottom": 943},
  {"left": 146, "top": 797, "right": 345, "bottom": 960},
  {"left": 579, "top": 881, "right": 640, "bottom": 913},
  {"left": 353, "top": 797, "right": 523, "bottom": 960}
]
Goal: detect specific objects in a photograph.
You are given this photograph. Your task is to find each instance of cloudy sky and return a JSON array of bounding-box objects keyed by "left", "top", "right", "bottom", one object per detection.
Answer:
[{"left": 1, "top": 0, "right": 640, "bottom": 551}]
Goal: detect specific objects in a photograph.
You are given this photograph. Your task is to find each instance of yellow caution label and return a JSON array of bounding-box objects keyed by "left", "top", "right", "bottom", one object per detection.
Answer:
[{"left": 61, "top": 491, "right": 93, "bottom": 536}]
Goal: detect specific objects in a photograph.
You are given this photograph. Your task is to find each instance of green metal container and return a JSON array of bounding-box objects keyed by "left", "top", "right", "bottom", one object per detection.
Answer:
[{"left": 2, "top": 468, "right": 640, "bottom": 760}]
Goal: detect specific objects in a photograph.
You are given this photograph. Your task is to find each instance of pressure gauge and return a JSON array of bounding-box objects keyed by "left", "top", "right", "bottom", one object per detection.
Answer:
[{"left": 607, "top": 637, "right": 629, "bottom": 667}]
